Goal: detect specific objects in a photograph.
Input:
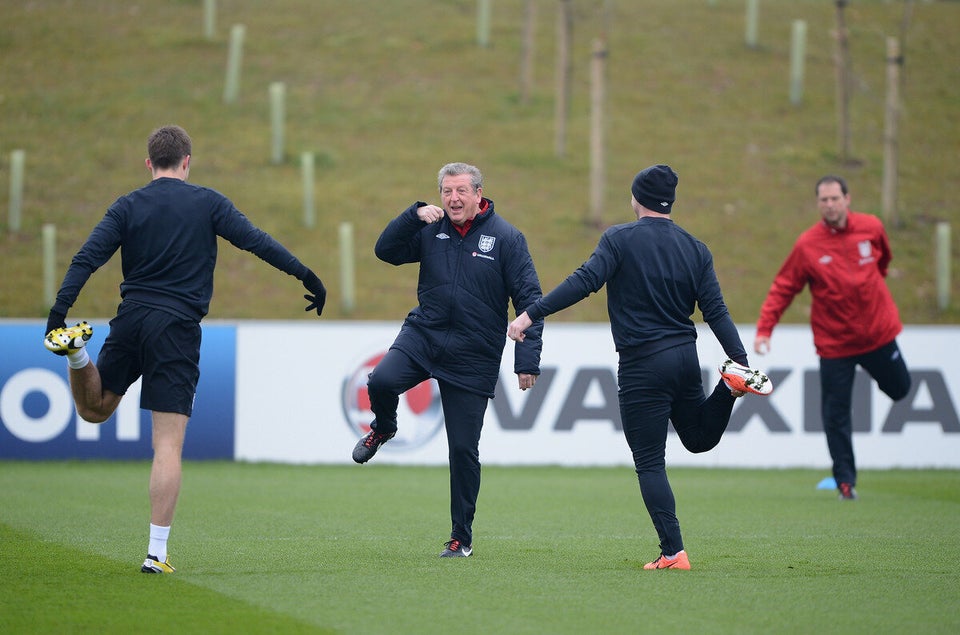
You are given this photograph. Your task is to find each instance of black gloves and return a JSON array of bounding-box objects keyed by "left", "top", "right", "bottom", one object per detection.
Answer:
[
  {"left": 302, "top": 271, "right": 326, "bottom": 316},
  {"left": 46, "top": 309, "right": 67, "bottom": 337}
]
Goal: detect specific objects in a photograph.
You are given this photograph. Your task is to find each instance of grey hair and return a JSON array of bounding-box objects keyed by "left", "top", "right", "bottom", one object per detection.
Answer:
[{"left": 437, "top": 162, "right": 483, "bottom": 192}]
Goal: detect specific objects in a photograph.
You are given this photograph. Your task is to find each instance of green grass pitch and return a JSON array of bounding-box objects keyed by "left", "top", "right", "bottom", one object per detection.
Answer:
[{"left": 1, "top": 462, "right": 958, "bottom": 634}]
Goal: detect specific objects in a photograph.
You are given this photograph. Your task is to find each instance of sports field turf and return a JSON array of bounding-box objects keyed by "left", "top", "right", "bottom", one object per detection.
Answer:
[{"left": 1, "top": 462, "right": 957, "bottom": 634}]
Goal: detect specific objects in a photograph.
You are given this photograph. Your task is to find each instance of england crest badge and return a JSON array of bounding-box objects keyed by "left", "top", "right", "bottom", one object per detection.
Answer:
[{"left": 478, "top": 234, "right": 496, "bottom": 253}]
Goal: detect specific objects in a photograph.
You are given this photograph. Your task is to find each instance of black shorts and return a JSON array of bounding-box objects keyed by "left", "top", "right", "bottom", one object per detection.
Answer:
[{"left": 97, "top": 302, "right": 202, "bottom": 416}]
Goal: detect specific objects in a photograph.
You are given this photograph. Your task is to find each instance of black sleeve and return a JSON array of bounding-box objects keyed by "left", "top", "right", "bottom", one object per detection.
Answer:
[
  {"left": 505, "top": 231, "right": 544, "bottom": 375},
  {"left": 374, "top": 203, "right": 427, "bottom": 265},
  {"left": 51, "top": 206, "right": 123, "bottom": 315},
  {"left": 214, "top": 198, "right": 310, "bottom": 281}
]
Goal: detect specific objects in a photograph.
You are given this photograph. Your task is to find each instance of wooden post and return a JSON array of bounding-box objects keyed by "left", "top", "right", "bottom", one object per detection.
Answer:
[
  {"left": 223, "top": 24, "right": 245, "bottom": 104},
  {"left": 745, "top": 0, "right": 759, "bottom": 49},
  {"left": 477, "top": 0, "right": 491, "bottom": 48},
  {"left": 302, "top": 152, "right": 315, "bottom": 229},
  {"left": 789, "top": 20, "right": 807, "bottom": 105},
  {"left": 834, "top": 1, "right": 852, "bottom": 163},
  {"left": 589, "top": 38, "right": 607, "bottom": 228},
  {"left": 519, "top": 0, "right": 536, "bottom": 105},
  {"left": 42, "top": 223, "right": 57, "bottom": 308},
  {"left": 936, "top": 222, "right": 951, "bottom": 311},
  {"left": 269, "top": 82, "right": 286, "bottom": 165},
  {"left": 203, "top": 0, "right": 216, "bottom": 40},
  {"left": 8, "top": 149, "right": 25, "bottom": 233},
  {"left": 554, "top": 0, "right": 572, "bottom": 158},
  {"left": 882, "top": 37, "right": 901, "bottom": 227},
  {"left": 339, "top": 222, "right": 355, "bottom": 314}
]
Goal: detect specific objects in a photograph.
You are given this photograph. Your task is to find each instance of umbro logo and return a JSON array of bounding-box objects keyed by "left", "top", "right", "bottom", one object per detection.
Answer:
[
  {"left": 436, "top": 233, "right": 450, "bottom": 240},
  {"left": 819, "top": 255, "right": 832, "bottom": 264}
]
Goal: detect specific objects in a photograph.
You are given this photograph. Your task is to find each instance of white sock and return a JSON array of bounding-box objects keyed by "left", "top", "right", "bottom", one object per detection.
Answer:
[
  {"left": 664, "top": 550, "right": 685, "bottom": 560},
  {"left": 66, "top": 347, "right": 89, "bottom": 370},
  {"left": 149, "top": 524, "right": 171, "bottom": 561}
]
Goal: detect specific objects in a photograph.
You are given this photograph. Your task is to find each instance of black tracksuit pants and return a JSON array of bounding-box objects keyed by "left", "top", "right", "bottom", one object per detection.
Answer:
[
  {"left": 818, "top": 339, "right": 911, "bottom": 487},
  {"left": 367, "top": 348, "right": 488, "bottom": 547},
  {"left": 618, "top": 342, "right": 738, "bottom": 557}
]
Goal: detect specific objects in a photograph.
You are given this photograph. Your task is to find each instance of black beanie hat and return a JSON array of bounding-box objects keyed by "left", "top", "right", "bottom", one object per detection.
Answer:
[{"left": 631, "top": 164, "right": 678, "bottom": 213}]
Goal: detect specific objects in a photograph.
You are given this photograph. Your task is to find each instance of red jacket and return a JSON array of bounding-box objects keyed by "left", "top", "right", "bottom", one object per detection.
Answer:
[{"left": 756, "top": 210, "right": 902, "bottom": 359}]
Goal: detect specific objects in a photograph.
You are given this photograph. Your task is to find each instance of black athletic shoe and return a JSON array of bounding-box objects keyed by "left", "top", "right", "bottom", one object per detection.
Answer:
[
  {"left": 838, "top": 482, "right": 858, "bottom": 500},
  {"left": 352, "top": 429, "right": 395, "bottom": 464},
  {"left": 439, "top": 539, "right": 473, "bottom": 558}
]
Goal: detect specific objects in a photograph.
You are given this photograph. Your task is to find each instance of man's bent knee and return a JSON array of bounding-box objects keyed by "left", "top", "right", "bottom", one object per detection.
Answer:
[
  {"left": 77, "top": 407, "right": 111, "bottom": 424},
  {"left": 679, "top": 437, "right": 716, "bottom": 454},
  {"left": 885, "top": 378, "right": 911, "bottom": 402},
  {"left": 77, "top": 395, "right": 120, "bottom": 423}
]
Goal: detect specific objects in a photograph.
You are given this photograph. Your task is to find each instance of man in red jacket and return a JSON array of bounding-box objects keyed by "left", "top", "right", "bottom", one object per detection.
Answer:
[{"left": 753, "top": 175, "right": 911, "bottom": 500}]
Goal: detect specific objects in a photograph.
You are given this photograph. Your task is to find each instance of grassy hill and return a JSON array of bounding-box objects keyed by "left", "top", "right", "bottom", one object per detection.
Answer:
[{"left": 2, "top": 0, "right": 958, "bottom": 326}]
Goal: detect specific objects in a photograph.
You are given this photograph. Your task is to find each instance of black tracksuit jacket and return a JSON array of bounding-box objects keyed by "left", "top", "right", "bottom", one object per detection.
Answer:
[
  {"left": 375, "top": 199, "right": 544, "bottom": 398},
  {"left": 52, "top": 177, "right": 313, "bottom": 322}
]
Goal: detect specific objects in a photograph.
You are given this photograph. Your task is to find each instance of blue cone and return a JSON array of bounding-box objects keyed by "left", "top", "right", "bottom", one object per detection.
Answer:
[{"left": 816, "top": 476, "right": 837, "bottom": 490}]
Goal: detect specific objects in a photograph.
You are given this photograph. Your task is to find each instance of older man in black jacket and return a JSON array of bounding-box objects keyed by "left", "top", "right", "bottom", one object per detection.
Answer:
[{"left": 353, "top": 162, "right": 543, "bottom": 558}]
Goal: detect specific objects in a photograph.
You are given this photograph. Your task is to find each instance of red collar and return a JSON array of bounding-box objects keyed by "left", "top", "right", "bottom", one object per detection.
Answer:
[{"left": 452, "top": 199, "right": 489, "bottom": 237}]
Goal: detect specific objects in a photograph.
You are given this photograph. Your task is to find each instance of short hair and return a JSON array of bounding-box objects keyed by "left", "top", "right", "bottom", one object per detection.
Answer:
[
  {"left": 437, "top": 162, "right": 482, "bottom": 192},
  {"left": 815, "top": 175, "right": 848, "bottom": 196},
  {"left": 147, "top": 125, "right": 192, "bottom": 169}
]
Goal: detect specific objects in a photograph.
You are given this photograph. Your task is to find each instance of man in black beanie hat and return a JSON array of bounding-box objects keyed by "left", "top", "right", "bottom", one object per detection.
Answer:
[
  {"left": 631, "top": 164, "right": 678, "bottom": 214},
  {"left": 508, "top": 163, "right": 772, "bottom": 571}
]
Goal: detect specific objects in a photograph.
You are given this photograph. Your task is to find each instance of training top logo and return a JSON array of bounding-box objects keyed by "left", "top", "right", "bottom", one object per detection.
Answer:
[
  {"left": 478, "top": 235, "right": 496, "bottom": 253},
  {"left": 341, "top": 351, "right": 445, "bottom": 452}
]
